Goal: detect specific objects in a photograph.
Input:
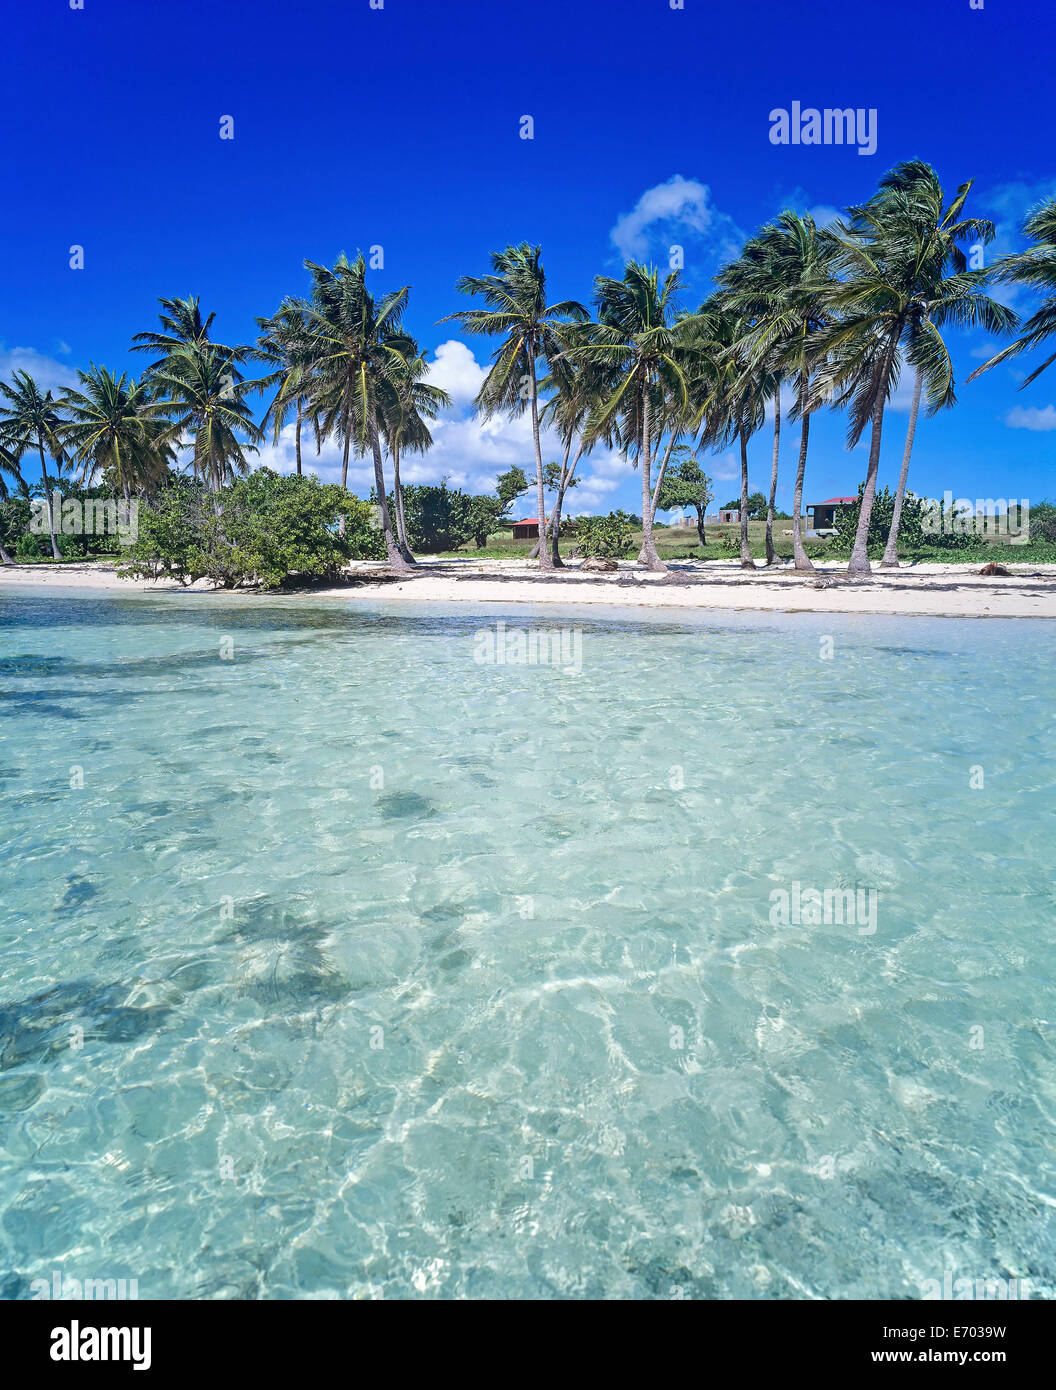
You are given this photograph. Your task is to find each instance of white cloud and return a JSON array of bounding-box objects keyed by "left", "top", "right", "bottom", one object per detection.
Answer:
[
  {"left": 424, "top": 339, "right": 486, "bottom": 406},
  {"left": 609, "top": 175, "right": 743, "bottom": 265},
  {"left": 1006, "top": 404, "right": 1056, "bottom": 431},
  {"left": 0, "top": 345, "right": 79, "bottom": 395}
]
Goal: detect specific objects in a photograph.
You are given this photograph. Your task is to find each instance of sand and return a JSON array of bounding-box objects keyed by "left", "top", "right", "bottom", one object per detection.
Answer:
[{"left": 2, "top": 557, "right": 1055, "bottom": 619}]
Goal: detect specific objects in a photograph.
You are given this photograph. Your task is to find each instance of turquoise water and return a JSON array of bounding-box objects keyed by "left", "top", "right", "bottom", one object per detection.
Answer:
[{"left": 1, "top": 588, "right": 1053, "bottom": 1300}]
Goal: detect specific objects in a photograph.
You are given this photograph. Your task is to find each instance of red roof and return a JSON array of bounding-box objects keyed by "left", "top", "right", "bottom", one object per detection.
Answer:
[
  {"left": 815, "top": 497, "right": 856, "bottom": 505},
  {"left": 512, "top": 517, "right": 539, "bottom": 524}
]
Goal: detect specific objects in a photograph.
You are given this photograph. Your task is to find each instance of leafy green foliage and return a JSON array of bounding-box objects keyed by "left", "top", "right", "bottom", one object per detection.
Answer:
[
  {"left": 572, "top": 511, "right": 635, "bottom": 558},
  {"left": 123, "top": 470, "right": 378, "bottom": 587}
]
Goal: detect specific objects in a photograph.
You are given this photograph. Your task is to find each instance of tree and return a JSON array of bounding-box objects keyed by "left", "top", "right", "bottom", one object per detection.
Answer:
[
  {"left": 255, "top": 302, "right": 315, "bottom": 477},
  {"left": 495, "top": 465, "right": 529, "bottom": 514},
  {"left": 132, "top": 294, "right": 245, "bottom": 371},
  {"left": 61, "top": 365, "right": 175, "bottom": 502},
  {"left": 815, "top": 165, "right": 1013, "bottom": 574},
  {"left": 442, "top": 243, "right": 587, "bottom": 571},
  {"left": 149, "top": 345, "right": 262, "bottom": 492},
  {"left": 716, "top": 212, "right": 839, "bottom": 571},
  {"left": 656, "top": 447, "right": 713, "bottom": 546},
  {"left": 570, "top": 262, "right": 700, "bottom": 571},
  {"left": 967, "top": 197, "right": 1056, "bottom": 387},
  {"left": 382, "top": 344, "right": 450, "bottom": 563},
  {"left": 293, "top": 254, "right": 415, "bottom": 569},
  {"left": 870, "top": 163, "right": 1012, "bottom": 567},
  {"left": 0, "top": 370, "right": 68, "bottom": 557}
]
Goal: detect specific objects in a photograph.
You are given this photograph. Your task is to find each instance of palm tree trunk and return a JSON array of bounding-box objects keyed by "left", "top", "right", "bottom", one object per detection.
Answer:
[
  {"left": 639, "top": 385, "right": 666, "bottom": 572},
  {"left": 638, "top": 432, "right": 678, "bottom": 563},
  {"left": 791, "top": 376, "right": 815, "bottom": 572},
  {"left": 765, "top": 387, "right": 780, "bottom": 566},
  {"left": 880, "top": 370, "right": 923, "bottom": 569},
  {"left": 295, "top": 399, "right": 303, "bottom": 476},
  {"left": 370, "top": 417, "right": 412, "bottom": 573},
  {"left": 391, "top": 442, "right": 415, "bottom": 564},
  {"left": 0, "top": 542, "right": 13, "bottom": 565},
  {"left": 738, "top": 431, "right": 754, "bottom": 569},
  {"left": 849, "top": 338, "right": 898, "bottom": 576},
  {"left": 338, "top": 419, "right": 351, "bottom": 538},
  {"left": 38, "top": 439, "right": 61, "bottom": 559},
  {"left": 528, "top": 357, "right": 552, "bottom": 571},
  {"left": 550, "top": 442, "right": 585, "bottom": 567}
]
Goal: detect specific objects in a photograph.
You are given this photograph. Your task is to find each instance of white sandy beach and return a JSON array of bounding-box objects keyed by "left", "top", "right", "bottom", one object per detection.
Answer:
[{"left": 3, "top": 557, "right": 1056, "bottom": 618}]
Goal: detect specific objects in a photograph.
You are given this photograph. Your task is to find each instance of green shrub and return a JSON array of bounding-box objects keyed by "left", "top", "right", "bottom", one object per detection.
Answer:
[
  {"left": 122, "top": 471, "right": 380, "bottom": 588},
  {"left": 15, "top": 531, "right": 43, "bottom": 561},
  {"left": 573, "top": 512, "right": 635, "bottom": 558}
]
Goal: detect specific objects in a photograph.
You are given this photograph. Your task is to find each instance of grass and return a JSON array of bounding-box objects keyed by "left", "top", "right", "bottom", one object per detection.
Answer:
[{"left": 430, "top": 521, "right": 1055, "bottom": 565}]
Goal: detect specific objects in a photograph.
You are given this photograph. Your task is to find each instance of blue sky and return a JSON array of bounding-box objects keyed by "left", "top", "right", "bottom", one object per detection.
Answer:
[{"left": 5, "top": 0, "right": 1053, "bottom": 515}]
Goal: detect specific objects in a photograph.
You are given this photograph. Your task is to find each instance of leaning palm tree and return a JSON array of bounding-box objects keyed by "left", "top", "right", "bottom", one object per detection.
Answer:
[
  {"left": 292, "top": 253, "right": 415, "bottom": 569},
  {"left": 254, "top": 302, "right": 315, "bottom": 476},
  {"left": 441, "top": 244, "right": 588, "bottom": 571},
  {"left": 717, "top": 213, "right": 838, "bottom": 571},
  {"left": 382, "top": 345, "right": 451, "bottom": 563},
  {"left": 815, "top": 169, "right": 1013, "bottom": 574},
  {"left": 0, "top": 370, "right": 68, "bottom": 557},
  {"left": 539, "top": 348, "right": 604, "bottom": 566},
  {"left": 60, "top": 365, "right": 175, "bottom": 502},
  {"left": 569, "top": 262, "right": 700, "bottom": 571},
  {"left": 0, "top": 440, "right": 28, "bottom": 563},
  {"left": 967, "top": 197, "right": 1056, "bottom": 388},
  {"left": 149, "top": 345, "right": 262, "bottom": 492}
]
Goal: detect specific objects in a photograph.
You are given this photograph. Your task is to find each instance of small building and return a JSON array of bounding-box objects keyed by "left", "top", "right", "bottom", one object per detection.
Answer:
[
  {"left": 805, "top": 496, "right": 855, "bottom": 537},
  {"left": 718, "top": 509, "right": 739, "bottom": 525},
  {"left": 509, "top": 517, "right": 540, "bottom": 540}
]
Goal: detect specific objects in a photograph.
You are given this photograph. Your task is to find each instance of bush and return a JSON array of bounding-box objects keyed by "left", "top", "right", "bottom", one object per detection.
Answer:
[
  {"left": 573, "top": 512, "right": 635, "bottom": 558},
  {"left": 122, "top": 471, "right": 381, "bottom": 588},
  {"left": 15, "top": 531, "right": 43, "bottom": 561}
]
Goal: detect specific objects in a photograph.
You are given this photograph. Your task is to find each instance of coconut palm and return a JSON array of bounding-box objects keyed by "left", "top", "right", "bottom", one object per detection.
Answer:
[
  {"left": 441, "top": 243, "right": 588, "bottom": 571},
  {"left": 538, "top": 350, "right": 604, "bottom": 566},
  {"left": 717, "top": 213, "right": 838, "bottom": 571},
  {"left": 149, "top": 345, "right": 262, "bottom": 492},
  {"left": 569, "top": 263, "right": 700, "bottom": 571},
  {"left": 870, "top": 164, "right": 1013, "bottom": 566},
  {"left": 60, "top": 365, "right": 175, "bottom": 502},
  {"left": 382, "top": 345, "right": 451, "bottom": 563},
  {"left": 132, "top": 294, "right": 245, "bottom": 372},
  {"left": 816, "top": 165, "right": 1013, "bottom": 574},
  {"left": 255, "top": 302, "right": 315, "bottom": 476},
  {"left": 967, "top": 197, "right": 1056, "bottom": 388},
  {"left": 0, "top": 370, "right": 68, "bottom": 558},
  {"left": 293, "top": 253, "right": 415, "bottom": 569}
]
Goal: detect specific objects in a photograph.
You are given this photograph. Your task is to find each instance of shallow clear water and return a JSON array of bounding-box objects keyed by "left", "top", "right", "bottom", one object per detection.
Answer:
[{"left": 0, "top": 588, "right": 1053, "bottom": 1300}]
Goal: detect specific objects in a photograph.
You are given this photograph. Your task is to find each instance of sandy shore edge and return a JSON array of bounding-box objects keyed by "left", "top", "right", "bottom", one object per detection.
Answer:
[{"left": 3, "top": 558, "right": 1055, "bottom": 619}]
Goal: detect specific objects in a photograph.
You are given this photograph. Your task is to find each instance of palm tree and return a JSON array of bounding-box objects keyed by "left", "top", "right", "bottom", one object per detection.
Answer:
[
  {"left": 570, "top": 263, "right": 699, "bottom": 571},
  {"left": 0, "top": 371, "right": 68, "bottom": 558},
  {"left": 255, "top": 302, "right": 315, "bottom": 476},
  {"left": 149, "top": 345, "right": 262, "bottom": 492},
  {"left": 967, "top": 197, "right": 1056, "bottom": 387},
  {"left": 696, "top": 300, "right": 765, "bottom": 569},
  {"left": 717, "top": 212, "right": 838, "bottom": 571},
  {"left": 872, "top": 164, "right": 1013, "bottom": 567},
  {"left": 293, "top": 253, "right": 415, "bottom": 569},
  {"left": 60, "top": 365, "right": 175, "bottom": 502},
  {"left": 442, "top": 243, "right": 587, "bottom": 571},
  {"left": 132, "top": 294, "right": 245, "bottom": 371},
  {"left": 816, "top": 166, "right": 1013, "bottom": 574},
  {"left": 0, "top": 440, "right": 28, "bottom": 564},
  {"left": 382, "top": 345, "right": 451, "bottom": 563},
  {"left": 539, "top": 350, "right": 602, "bottom": 566}
]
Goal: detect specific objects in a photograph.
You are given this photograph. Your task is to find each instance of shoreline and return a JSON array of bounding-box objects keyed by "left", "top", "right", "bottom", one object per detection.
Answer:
[{"left": 3, "top": 557, "right": 1055, "bottom": 619}]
